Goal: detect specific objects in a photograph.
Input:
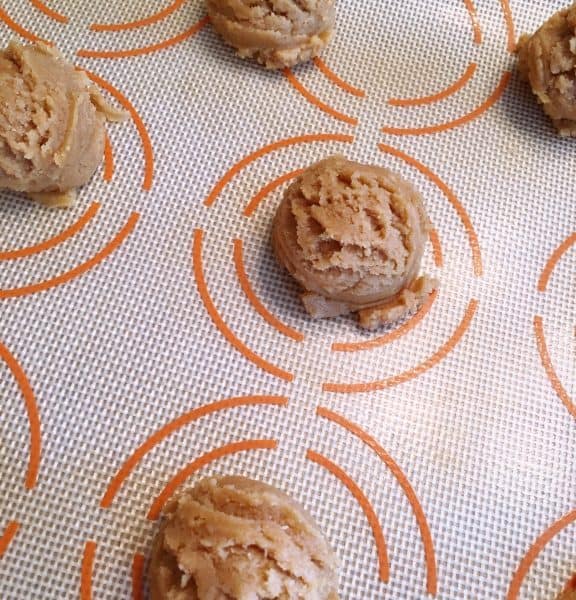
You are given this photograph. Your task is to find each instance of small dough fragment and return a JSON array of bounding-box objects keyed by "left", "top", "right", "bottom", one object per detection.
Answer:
[
  {"left": 205, "top": 0, "right": 335, "bottom": 69},
  {"left": 149, "top": 476, "right": 339, "bottom": 600},
  {"left": 0, "top": 41, "right": 126, "bottom": 207},
  {"left": 517, "top": 3, "right": 576, "bottom": 136},
  {"left": 272, "top": 155, "right": 437, "bottom": 331}
]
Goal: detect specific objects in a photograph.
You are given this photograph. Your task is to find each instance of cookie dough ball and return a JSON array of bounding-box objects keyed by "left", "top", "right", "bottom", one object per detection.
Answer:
[
  {"left": 557, "top": 574, "right": 576, "bottom": 600},
  {"left": 0, "top": 41, "right": 125, "bottom": 207},
  {"left": 150, "top": 476, "right": 339, "bottom": 600},
  {"left": 517, "top": 4, "right": 576, "bottom": 136},
  {"left": 206, "top": 0, "right": 335, "bottom": 69},
  {"left": 272, "top": 155, "right": 437, "bottom": 330}
]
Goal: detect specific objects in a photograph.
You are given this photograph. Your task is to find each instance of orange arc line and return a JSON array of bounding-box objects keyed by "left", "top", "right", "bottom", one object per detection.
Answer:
[
  {"left": 193, "top": 230, "right": 294, "bottom": 382},
  {"left": 312, "top": 57, "right": 366, "bottom": 97},
  {"left": 0, "top": 341, "right": 41, "bottom": 489},
  {"left": 29, "top": 0, "right": 68, "bottom": 23},
  {"left": 331, "top": 290, "right": 438, "bottom": 353},
  {"left": 80, "top": 541, "right": 96, "bottom": 600},
  {"left": 103, "top": 133, "right": 114, "bottom": 182},
  {"left": 537, "top": 232, "right": 576, "bottom": 292},
  {"left": 317, "top": 407, "right": 438, "bottom": 595},
  {"left": 307, "top": 449, "right": 390, "bottom": 583},
  {"left": 91, "top": 0, "right": 186, "bottom": 32},
  {"left": 379, "top": 143, "right": 482, "bottom": 277},
  {"left": 132, "top": 553, "right": 145, "bottom": 600},
  {"left": 0, "top": 212, "right": 139, "bottom": 299},
  {"left": 83, "top": 70, "right": 154, "bottom": 191},
  {"left": 463, "top": 0, "right": 482, "bottom": 45},
  {"left": 233, "top": 239, "right": 304, "bottom": 342},
  {"left": 533, "top": 316, "right": 576, "bottom": 420},
  {"left": 244, "top": 169, "right": 304, "bottom": 217},
  {"left": 507, "top": 509, "right": 576, "bottom": 600},
  {"left": 100, "top": 395, "right": 287, "bottom": 508},
  {"left": 382, "top": 71, "right": 511, "bottom": 136},
  {"left": 148, "top": 439, "right": 278, "bottom": 520},
  {"left": 284, "top": 68, "right": 358, "bottom": 126},
  {"left": 429, "top": 228, "right": 443, "bottom": 268},
  {"left": 323, "top": 298, "right": 478, "bottom": 393},
  {"left": 500, "top": 0, "right": 516, "bottom": 52},
  {"left": 388, "top": 63, "right": 477, "bottom": 107},
  {"left": 0, "top": 202, "right": 100, "bottom": 261},
  {"left": 0, "top": 7, "right": 51, "bottom": 44},
  {"left": 0, "top": 522, "right": 20, "bottom": 558},
  {"left": 78, "top": 17, "right": 208, "bottom": 60},
  {"left": 205, "top": 133, "right": 353, "bottom": 208}
]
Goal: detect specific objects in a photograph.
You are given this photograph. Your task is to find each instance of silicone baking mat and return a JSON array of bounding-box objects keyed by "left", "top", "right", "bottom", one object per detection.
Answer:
[{"left": 0, "top": 0, "right": 574, "bottom": 598}]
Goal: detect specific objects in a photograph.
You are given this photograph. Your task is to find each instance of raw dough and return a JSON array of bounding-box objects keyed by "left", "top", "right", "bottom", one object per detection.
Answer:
[
  {"left": 205, "top": 0, "right": 335, "bottom": 69},
  {"left": 149, "top": 476, "right": 339, "bottom": 600},
  {"left": 272, "top": 155, "right": 437, "bottom": 330},
  {"left": 517, "top": 4, "right": 576, "bottom": 136},
  {"left": 557, "top": 574, "right": 576, "bottom": 600},
  {"left": 0, "top": 41, "right": 125, "bottom": 207}
]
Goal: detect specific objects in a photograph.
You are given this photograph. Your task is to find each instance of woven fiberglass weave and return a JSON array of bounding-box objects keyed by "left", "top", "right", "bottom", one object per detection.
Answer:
[{"left": 0, "top": 0, "right": 575, "bottom": 598}]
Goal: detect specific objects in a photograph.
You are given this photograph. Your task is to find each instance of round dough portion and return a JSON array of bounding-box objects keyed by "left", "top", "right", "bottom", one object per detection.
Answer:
[
  {"left": 149, "top": 476, "right": 339, "bottom": 600},
  {"left": 206, "top": 0, "right": 335, "bottom": 69},
  {"left": 0, "top": 41, "right": 124, "bottom": 207},
  {"left": 557, "top": 574, "right": 576, "bottom": 600},
  {"left": 517, "top": 4, "right": 576, "bottom": 136},
  {"left": 272, "top": 155, "right": 436, "bottom": 330}
]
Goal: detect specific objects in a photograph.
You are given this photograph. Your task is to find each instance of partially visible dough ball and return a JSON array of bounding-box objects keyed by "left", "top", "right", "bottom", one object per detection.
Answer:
[
  {"left": 206, "top": 0, "right": 335, "bottom": 69},
  {"left": 149, "top": 476, "right": 339, "bottom": 600},
  {"left": 272, "top": 155, "right": 436, "bottom": 330},
  {"left": 517, "top": 4, "right": 576, "bottom": 136},
  {"left": 557, "top": 574, "right": 576, "bottom": 600},
  {"left": 0, "top": 41, "right": 125, "bottom": 207}
]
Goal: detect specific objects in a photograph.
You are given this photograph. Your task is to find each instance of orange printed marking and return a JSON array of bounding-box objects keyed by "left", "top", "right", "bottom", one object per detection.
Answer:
[
  {"left": 29, "top": 0, "right": 68, "bottom": 23},
  {"left": 382, "top": 72, "right": 511, "bottom": 136},
  {"left": 233, "top": 239, "right": 304, "bottom": 342},
  {"left": 389, "top": 63, "right": 477, "bottom": 107},
  {"left": 534, "top": 316, "right": 576, "bottom": 421},
  {"left": 205, "top": 133, "right": 353, "bottom": 208},
  {"left": 101, "top": 395, "right": 287, "bottom": 507},
  {"left": 284, "top": 68, "right": 358, "bottom": 126},
  {"left": 0, "top": 202, "right": 100, "bottom": 262},
  {"left": 324, "top": 298, "right": 478, "bottom": 393},
  {"left": 84, "top": 70, "right": 154, "bottom": 190},
  {"left": 0, "top": 522, "right": 19, "bottom": 558},
  {"left": 538, "top": 232, "right": 576, "bottom": 292},
  {"left": 313, "top": 57, "right": 366, "bottom": 98},
  {"left": 103, "top": 133, "right": 114, "bottom": 182},
  {"left": 317, "top": 407, "right": 438, "bottom": 595},
  {"left": 379, "top": 143, "right": 482, "bottom": 276},
  {"left": 0, "top": 7, "right": 51, "bottom": 43},
  {"left": 429, "top": 228, "right": 443, "bottom": 268},
  {"left": 0, "top": 341, "right": 41, "bottom": 489},
  {"left": 0, "top": 213, "right": 139, "bottom": 299},
  {"left": 307, "top": 450, "right": 389, "bottom": 582},
  {"left": 78, "top": 17, "right": 208, "bottom": 60},
  {"left": 244, "top": 169, "right": 304, "bottom": 217},
  {"left": 148, "top": 439, "right": 278, "bottom": 520},
  {"left": 331, "top": 290, "right": 438, "bottom": 353},
  {"left": 500, "top": 0, "right": 516, "bottom": 52},
  {"left": 507, "top": 509, "right": 576, "bottom": 600},
  {"left": 91, "top": 0, "right": 186, "bottom": 31},
  {"left": 463, "top": 0, "right": 482, "bottom": 45},
  {"left": 80, "top": 541, "right": 96, "bottom": 600},
  {"left": 132, "top": 553, "right": 145, "bottom": 600},
  {"left": 193, "top": 230, "right": 294, "bottom": 381}
]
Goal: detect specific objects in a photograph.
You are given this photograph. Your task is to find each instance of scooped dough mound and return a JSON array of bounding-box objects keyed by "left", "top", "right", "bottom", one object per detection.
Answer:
[
  {"left": 272, "top": 155, "right": 436, "bottom": 330},
  {"left": 0, "top": 41, "right": 125, "bottom": 207},
  {"left": 517, "top": 4, "right": 576, "bottom": 136},
  {"left": 205, "top": 0, "right": 335, "bottom": 69},
  {"left": 149, "top": 476, "right": 339, "bottom": 600}
]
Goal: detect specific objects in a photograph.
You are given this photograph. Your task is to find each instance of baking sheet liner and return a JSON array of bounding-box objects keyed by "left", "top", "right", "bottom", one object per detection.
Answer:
[{"left": 0, "top": 0, "right": 574, "bottom": 598}]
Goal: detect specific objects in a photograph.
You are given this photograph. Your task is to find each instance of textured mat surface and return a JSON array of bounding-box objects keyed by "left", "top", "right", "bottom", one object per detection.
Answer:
[{"left": 0, "top": 1, "right": 575, "bottom": 598}]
